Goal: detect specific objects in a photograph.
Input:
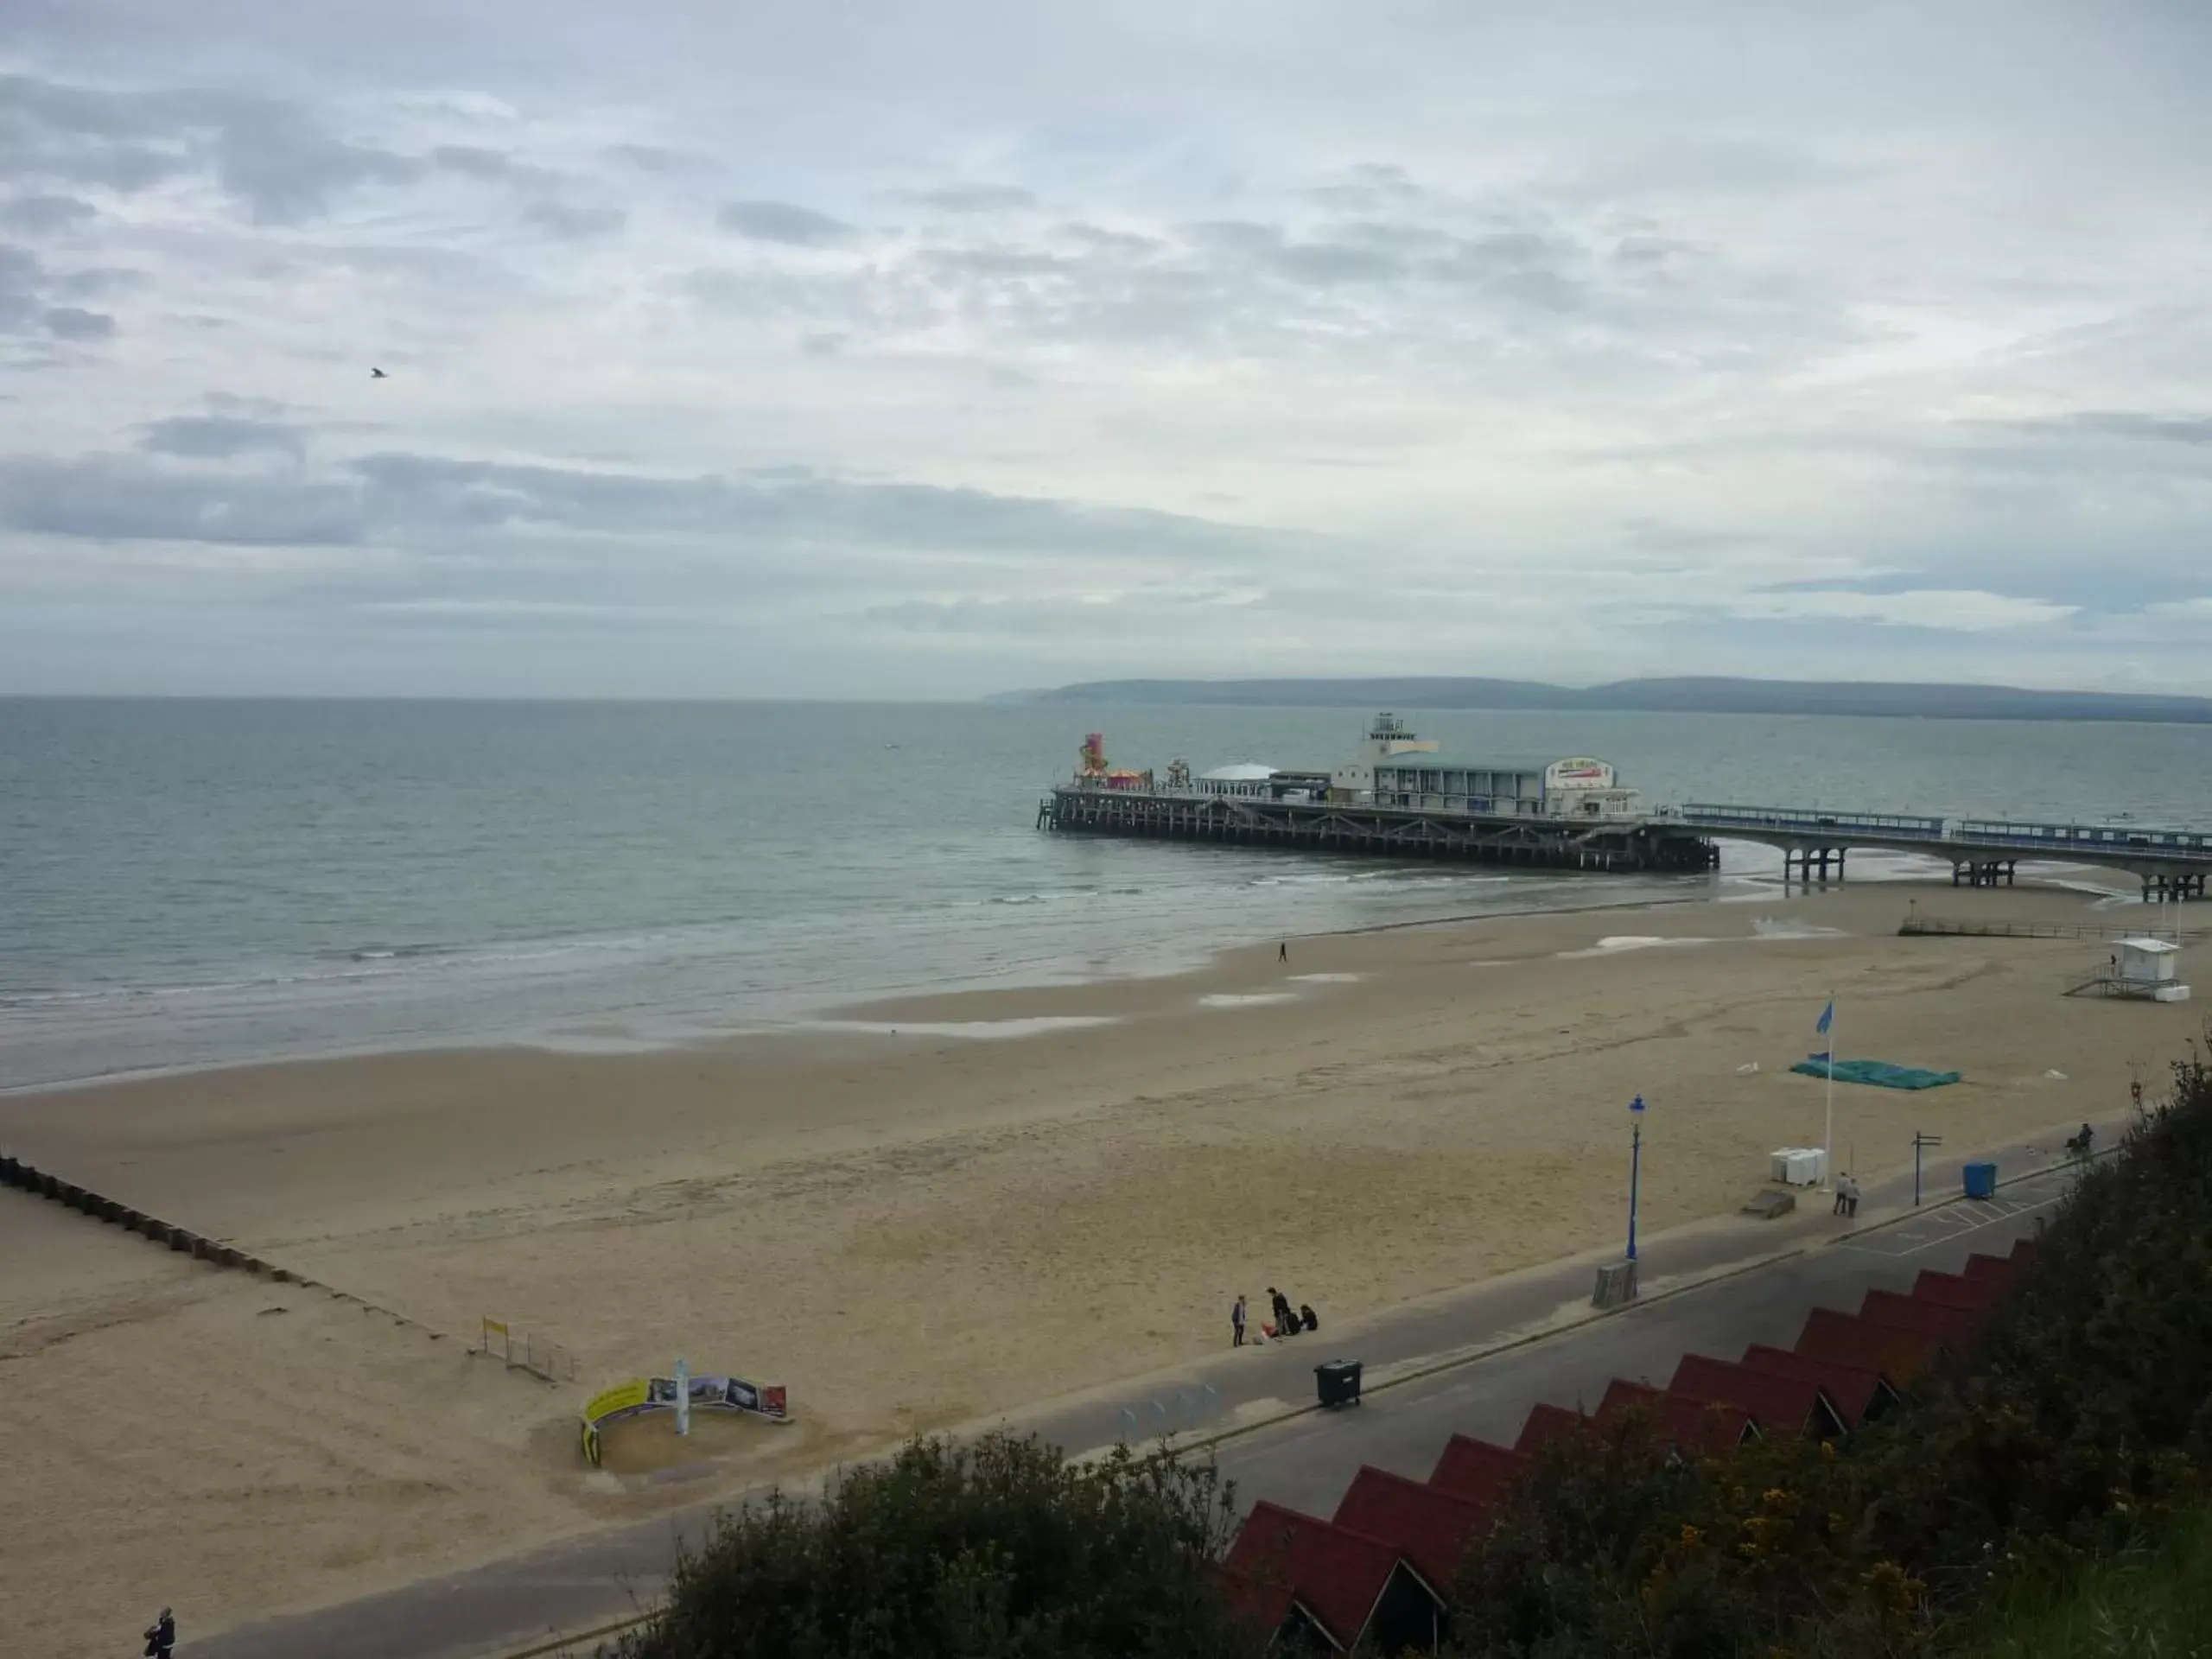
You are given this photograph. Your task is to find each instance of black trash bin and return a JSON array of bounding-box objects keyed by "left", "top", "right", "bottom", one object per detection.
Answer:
[{"left": 1314, "top": 1358, "right": 1363, "bottom": 1408}]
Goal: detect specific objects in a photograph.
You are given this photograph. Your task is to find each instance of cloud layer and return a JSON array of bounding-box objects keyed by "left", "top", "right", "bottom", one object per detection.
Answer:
[{"left": 3, "top": 3, "right": 2211, "bottom": 696}]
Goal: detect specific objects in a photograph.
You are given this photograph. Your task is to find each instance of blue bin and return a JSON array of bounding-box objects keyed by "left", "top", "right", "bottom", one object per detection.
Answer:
[{"left": 1962, "top": 1162, "right": 1997, "bottom": 1200}]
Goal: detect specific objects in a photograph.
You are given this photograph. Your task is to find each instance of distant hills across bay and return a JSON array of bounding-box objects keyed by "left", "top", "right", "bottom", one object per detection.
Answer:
[{"left": 990, "top": 676, "right": 2212, "bottom": 725}]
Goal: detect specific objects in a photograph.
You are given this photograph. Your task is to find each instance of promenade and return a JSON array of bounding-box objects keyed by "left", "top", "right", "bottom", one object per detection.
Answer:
[{"left": 196, "top": 1117, "right": 2107, "bottom": 1659}]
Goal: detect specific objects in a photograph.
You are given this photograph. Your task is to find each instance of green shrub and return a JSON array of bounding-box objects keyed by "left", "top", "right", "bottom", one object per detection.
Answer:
[{"left": 611, "top": 1433, "right": 1263, "bottom": 1659}]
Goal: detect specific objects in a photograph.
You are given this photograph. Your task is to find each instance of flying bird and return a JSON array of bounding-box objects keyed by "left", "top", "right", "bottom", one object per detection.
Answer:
[{"left": 370, "top": 366, "right": 388, "bottom": 378}]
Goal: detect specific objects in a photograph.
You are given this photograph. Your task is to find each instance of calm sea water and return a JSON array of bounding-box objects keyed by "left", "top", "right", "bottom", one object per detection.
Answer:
[{"left": 4, "top": 699, "right": 2208, "bottom": 1091}]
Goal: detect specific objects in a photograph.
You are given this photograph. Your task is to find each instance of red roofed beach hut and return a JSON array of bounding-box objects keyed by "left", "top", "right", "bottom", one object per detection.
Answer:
[
  {"left": 1669, "top": 1353, "right": 1847, "bottom": 1440},
  {"left": 1224, "top": 1501, "right": 1446, "bottom": 1654}
]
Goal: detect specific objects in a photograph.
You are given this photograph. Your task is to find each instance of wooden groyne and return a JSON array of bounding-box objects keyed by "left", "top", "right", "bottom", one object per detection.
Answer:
[
  {"left": 0, "top": 1151, "right": 304, "bottom": 1279},
  {"left": 0, "top": 1151, "right": 447, "bottom": 1338},
  {"left": 1039, "top": 786, "right": 1719, "bottom": 874}
]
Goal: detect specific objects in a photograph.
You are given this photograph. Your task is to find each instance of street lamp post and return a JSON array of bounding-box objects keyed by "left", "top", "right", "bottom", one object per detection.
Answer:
[{"left": 1627, "top": 1093, "right": 1646, "bottom": 1262}]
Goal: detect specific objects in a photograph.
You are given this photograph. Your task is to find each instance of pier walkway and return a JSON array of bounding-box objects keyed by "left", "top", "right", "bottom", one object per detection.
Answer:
[{"left": 1678, "top": 804, "right": 2212, "bottom": 898}]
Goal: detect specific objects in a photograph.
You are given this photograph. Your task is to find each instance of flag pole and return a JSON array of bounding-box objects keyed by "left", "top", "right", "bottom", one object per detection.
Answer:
[{"left": 1824, "top": 990, "right": 1836, "bottom": 1187}]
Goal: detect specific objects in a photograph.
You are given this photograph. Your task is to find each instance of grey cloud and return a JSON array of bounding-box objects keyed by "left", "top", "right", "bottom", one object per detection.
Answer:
[
  {"left": 905, "top": 184, "right": 1037, "bottom": 213},
  {"left": 1274, "top": 242, "right": 1401, "bottom": 284},
  {"left": 524, "top": 202, "right": 627, "bottom": 239},
  {"left": 604, "top": 143, "right": 702, "bottom": 173},
  {"left": 41, "top": 305, "right": 114, "bottom": 340},
  {"left": 0, "top": 443, "right": 1302, "bottom": 567},
  {"left": 0, "top": 454, "right": 362, "bottom": 544},
  {"left": 347, "top": 453, "right": 1294, "bottom": 560},
  {"left": 2018, "top": 411, "right": 2212, "bottom": 446},
  {"left": 0, "top": 242, "right": 120, "bottom": 344},
  {"left": 1, "top": 194, "right": 98, "bottom": 234},
  {"left": 1483, "top": 266, "right": 1584, "bottom": 312},
  {"left": 206, "top": 102, "right": 420, "bottom": 224},
  {"left": 140, "top": 415, "right": 308, "bottom": 461},
  {"left": 0, "top": 73, "right": 419, "bottom": 224},
  {"left": 1186, "top": 219, "right": 1407, "bottom": 285},
  {"left": 1302, "top": 164, "right": 1426, "bottom": 213},
  {"left": 54, "top": 267, "right": 149, "bottom": 297},
  {"left": 206, "top": 392, "right": 295, "bottom": 418},
  {"left": 717, "top": 200, "right": 855, "bottom": 245},
  {"left": 920, "top": 246, "right": 1072, "bottom": 277},
  {"left": 431, "top": 144, "right": 512, "bottom": 179},
  {"left": 1061, "top": 224, "right": 1161, "bottom": 256}
]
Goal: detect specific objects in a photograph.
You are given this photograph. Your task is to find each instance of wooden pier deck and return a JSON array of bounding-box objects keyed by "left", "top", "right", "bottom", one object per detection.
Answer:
[{"left": 1039, "top": 785, "right": 1718, "bottom": 874}]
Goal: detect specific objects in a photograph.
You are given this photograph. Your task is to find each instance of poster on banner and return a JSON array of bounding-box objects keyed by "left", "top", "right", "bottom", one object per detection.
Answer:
[{"left": 581, "top": 1369, "right": 790, "bottom": 1465}]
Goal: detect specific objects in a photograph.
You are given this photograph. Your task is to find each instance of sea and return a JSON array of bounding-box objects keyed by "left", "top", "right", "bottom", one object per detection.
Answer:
[{"left": 4, "top": 698, "right": 2209, "bottom": 1093}]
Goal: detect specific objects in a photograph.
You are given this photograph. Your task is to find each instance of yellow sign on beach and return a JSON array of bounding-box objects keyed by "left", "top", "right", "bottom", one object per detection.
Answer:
[{"left": 583, "top": 1377, "right": 652, "bottom": 1425}]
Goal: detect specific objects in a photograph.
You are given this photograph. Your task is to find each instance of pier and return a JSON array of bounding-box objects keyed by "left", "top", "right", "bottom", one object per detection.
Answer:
[
  {"left": 1038, "top": 786, "right": 1719, "bottom": 874},
  {"left": 1032, "top": 722, "right": 2212, "bottom": 897},
  {"left": 1678, "top": 805, "right": 2212, "bottom": 899},
  {"left": 1038, "top": 788, "right": 2212, "bottom": 896}
]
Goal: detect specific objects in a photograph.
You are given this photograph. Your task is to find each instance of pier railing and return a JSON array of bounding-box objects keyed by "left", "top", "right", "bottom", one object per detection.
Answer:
[
  {"left": 1900, "top": 915, "right": 2185, "bottom": 944},
  {"left": 1950, "top": 819, "right": 2212, "bottom": 857},
  {"left": 1679, "top": 804, "right": 1948, "bottom": 840}
]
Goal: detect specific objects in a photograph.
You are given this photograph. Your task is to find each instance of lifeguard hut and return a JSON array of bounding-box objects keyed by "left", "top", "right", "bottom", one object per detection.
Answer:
[
  {"left": 2113, "top": 937, "right": 2190, "bottom": 1002},
  {"left": 2075, "top": 937, "right": 2191, "bottom": 1002}
]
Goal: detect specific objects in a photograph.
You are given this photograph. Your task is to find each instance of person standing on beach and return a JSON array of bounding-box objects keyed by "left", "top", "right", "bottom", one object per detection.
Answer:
[
  {"left": 1278, "top": 941, "right": 1288, "bottom": 963},
  {"left": 1231, "top": 1294, "right": 1248, "bottom": 1347}
]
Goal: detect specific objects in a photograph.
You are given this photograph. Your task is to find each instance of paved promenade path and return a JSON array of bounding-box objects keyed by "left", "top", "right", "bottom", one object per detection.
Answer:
[{"left": 197, "top": 1120, "right": 2105, "bottom": 1659}]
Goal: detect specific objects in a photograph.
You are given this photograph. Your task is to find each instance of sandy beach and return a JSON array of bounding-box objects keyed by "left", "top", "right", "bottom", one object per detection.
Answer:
[{"left": 4, "top": 876, "right": 2200, "bottom": 1654}]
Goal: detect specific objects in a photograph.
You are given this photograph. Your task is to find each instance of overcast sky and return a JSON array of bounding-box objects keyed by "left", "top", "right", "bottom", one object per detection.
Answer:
[{"left": 3, "top": 2, "right": 2209, "bottom": 697}]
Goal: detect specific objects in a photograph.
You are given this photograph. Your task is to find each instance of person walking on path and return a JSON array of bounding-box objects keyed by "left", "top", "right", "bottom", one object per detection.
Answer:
[
  {"left": 145, "top": 1608, "right": 175, "bottom": 1659},
  {"left": 1231, "top": 1294, "right": 1248, "bottom": 1347},
  {"left": 1840, "top": 1173, "right": 1860, "bottom": 1218}
]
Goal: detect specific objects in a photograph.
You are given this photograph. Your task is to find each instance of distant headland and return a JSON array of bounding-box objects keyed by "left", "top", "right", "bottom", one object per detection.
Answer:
[{"left": 988, "top": 676, "right": 2212, "bottom": 725}]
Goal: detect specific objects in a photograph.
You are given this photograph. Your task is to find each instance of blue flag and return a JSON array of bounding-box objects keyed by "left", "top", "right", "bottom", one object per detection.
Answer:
[{"left": 1815, "top": 999, "right": 1834, "bottom": 1035}]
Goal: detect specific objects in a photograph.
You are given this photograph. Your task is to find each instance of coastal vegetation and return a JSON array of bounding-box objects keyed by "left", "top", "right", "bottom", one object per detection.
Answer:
[
  {"left": 613, "top": 1434, "right": 1258, "bottom": 1659},
  {"left": 1444, "top": 1045, "right": 2212, "bottom": 1656}
]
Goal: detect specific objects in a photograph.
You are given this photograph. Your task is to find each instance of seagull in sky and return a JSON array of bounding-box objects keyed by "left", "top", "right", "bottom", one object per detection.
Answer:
[{"left": 370, "top": 366, "right": 388, "bottom": 378}]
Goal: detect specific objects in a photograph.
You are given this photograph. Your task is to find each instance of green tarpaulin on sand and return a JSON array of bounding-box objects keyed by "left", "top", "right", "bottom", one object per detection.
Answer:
[{"left": 1790, "top": 1054, "right": 1961, "bottom": 1090}]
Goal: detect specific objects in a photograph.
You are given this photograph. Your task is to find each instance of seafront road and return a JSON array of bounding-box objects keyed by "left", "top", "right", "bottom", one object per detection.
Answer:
[{"left": 194, "top": 1119, "right": 2111, "bottom": 1659}]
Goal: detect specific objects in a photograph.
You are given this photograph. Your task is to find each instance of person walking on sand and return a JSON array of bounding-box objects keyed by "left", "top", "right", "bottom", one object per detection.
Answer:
[
  {"left": 1231, "top": 1294, "right": 1248, "bottom": 1347},
  {"left": 1278, "top": 941, "right": 1288, "bottom": 963}
]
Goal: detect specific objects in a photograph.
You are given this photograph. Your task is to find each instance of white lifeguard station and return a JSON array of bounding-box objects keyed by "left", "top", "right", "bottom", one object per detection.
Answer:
[{"left": 2113, "top": 937, "right": 2190, "bottom": 1002}]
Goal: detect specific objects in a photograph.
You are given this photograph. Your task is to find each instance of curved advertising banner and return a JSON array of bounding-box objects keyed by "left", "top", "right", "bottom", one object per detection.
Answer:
[{"left": 582, "top": 1371, "right": 789, "bottom": 1465}]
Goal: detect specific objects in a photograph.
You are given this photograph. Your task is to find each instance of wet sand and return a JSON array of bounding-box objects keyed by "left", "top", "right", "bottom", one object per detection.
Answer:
[{"left": 4, "top": 877, "right": 2196, "bottom": 1654}]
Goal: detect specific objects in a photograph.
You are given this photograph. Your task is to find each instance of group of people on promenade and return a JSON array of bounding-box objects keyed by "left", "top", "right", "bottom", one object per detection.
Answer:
[
  {"left": 1231, "top": 1287, "right": 1319, "bottom": 1346},
  {"left": 1831, "top": 1172, "right": 1861, "bottom": 1217}
]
